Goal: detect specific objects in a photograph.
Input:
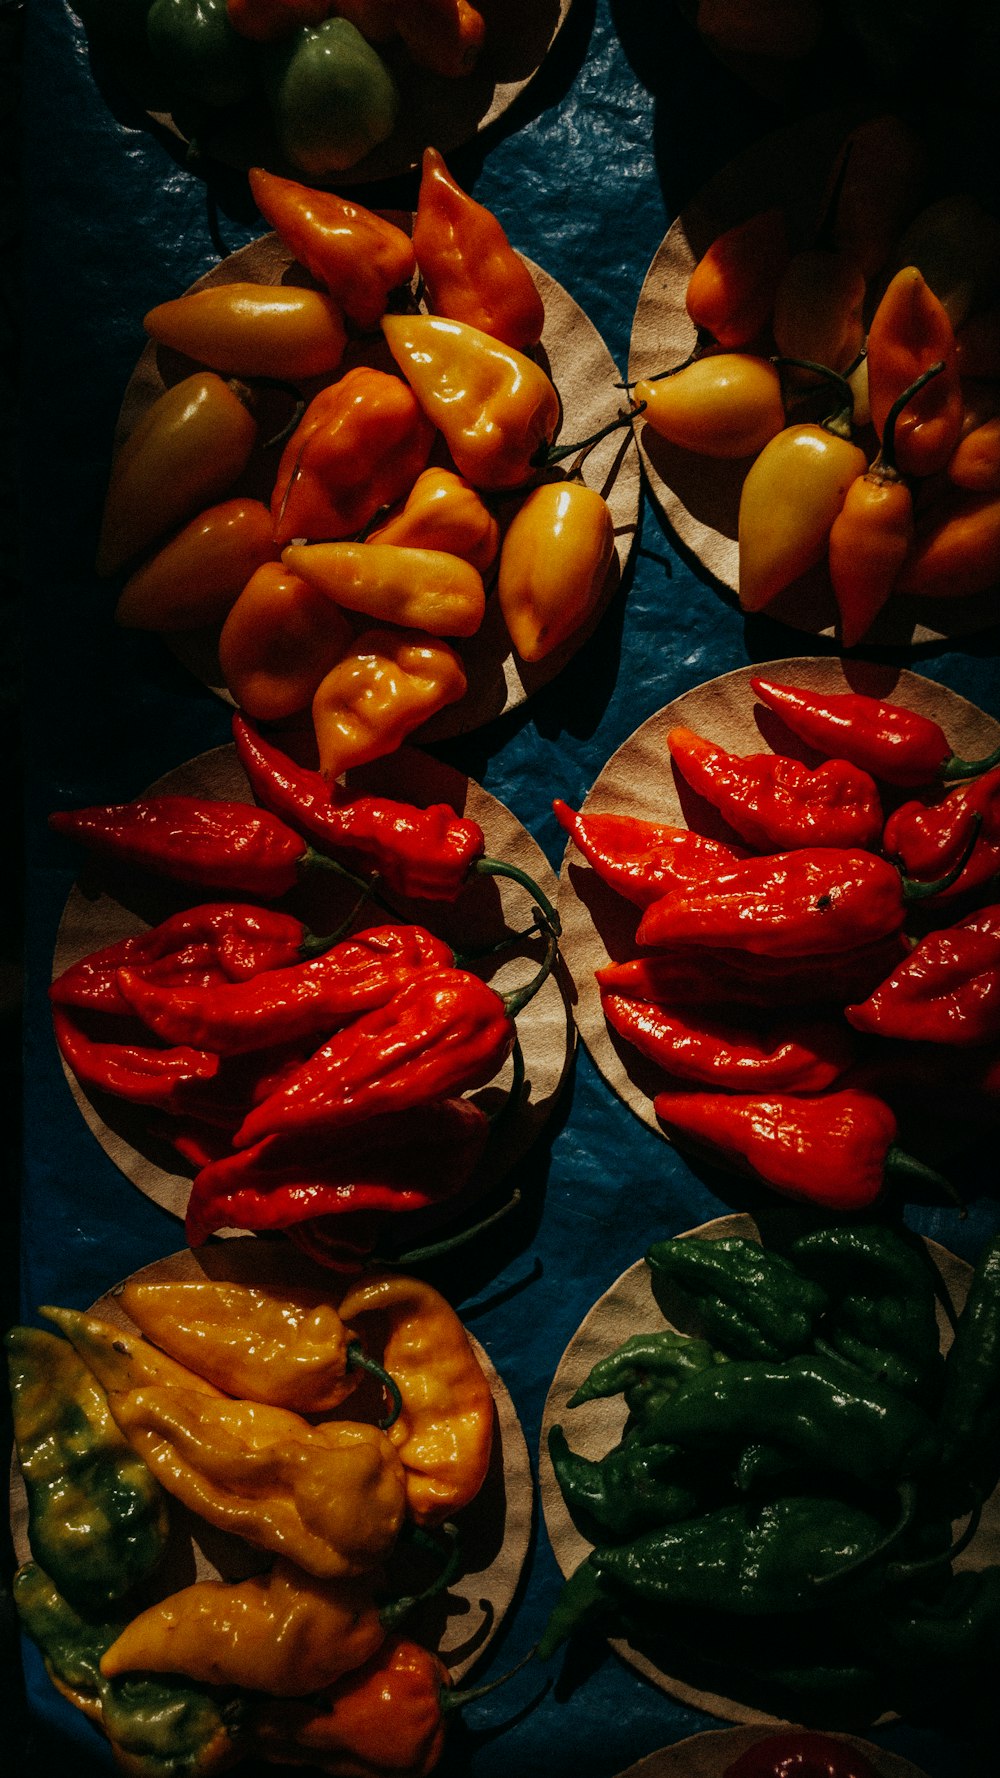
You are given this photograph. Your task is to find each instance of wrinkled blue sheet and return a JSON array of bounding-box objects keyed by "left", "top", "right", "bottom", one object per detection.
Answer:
[{"left": 18, "top": 1, "right": 999, "bottom": 1772}]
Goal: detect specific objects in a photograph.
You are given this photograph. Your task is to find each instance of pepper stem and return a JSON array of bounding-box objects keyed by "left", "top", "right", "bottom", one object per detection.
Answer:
[
  {"left": 772, "top": 357, "right": 855, "bottom": 437},
  {"left": 901, "top": 812, "right": 982, "bottom": 903},
  {"left": 300, "top": 845, "right": 399, "bottom": 918},
  {"left": 472, "top": 856, "right": 561, "bottom": 937},
  {"left": 880, "top": 360, "right": 945, "bottom": 476},
  {"left": 345, "top": 1340, "right": 403, "bottom": 1430},
  {"left": 536, "top": 404, "right": 644, "bottom": 467},
  {"left": 942, "top": 741, "right": 1000, "bottom": 782},
  {"left": 441, "top": 1643, "right": 539, "bottom": 1714},
  {"left": 380, "top": 1522, "right": 462, "bottom": 1628},
  {"left": 501, "top": 919, "right": 560, "bottom": 1018},
  {"left": 388, "top": 1190, "right": 523, "bottom": 1269},
  {"left": 885, "top": 1146, "right": 965, "bottom": 1214},
  {"left": 812, "top": 1480, "right": 919, "bottom": 1592}
]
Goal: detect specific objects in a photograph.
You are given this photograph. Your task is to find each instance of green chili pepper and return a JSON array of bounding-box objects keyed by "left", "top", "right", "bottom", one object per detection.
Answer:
[
  {"left": 635, "top": 1354, "right": 940, "bottom": 1486},
  {"left": 590, "top": 1495, "right": 893, "bottom": 1615},
  {"left": 536, "top": 1555, "right": 612, "bottom": 1660},
  {"left": 568, "top": 1328, "right": 723, "bottom": 1411},
  {"left": 547, "top": 1425, "right": 705, "bottom": 1543},
  {"left": 645, "top": 1236, "right": 828, "bottom": 1360},
  {"left": 145, "top": 0, "right": 258, "bottom": 108},
  {"left": 7, "top": 1327, "right": 169, "bottom": 1613},
  {"left": 850, "top": 1565, "right": 1000, "bottom": 1670},
  {"left": 938, "top": 1233, "right": 1000, "bottom": 1507},
  {"left": 262, "top": 18, "right": 399, "bottom": 178},
  {"left": 790, "top": 1222, "right": 944, "bottom": 1405},
  {"left": 13, "top": 1563, "right": 246, "bottom": 1777}
]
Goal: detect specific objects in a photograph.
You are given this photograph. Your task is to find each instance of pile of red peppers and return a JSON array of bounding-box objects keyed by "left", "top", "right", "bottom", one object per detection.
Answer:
[
  {"left": 559, "top": 675, "right": 1000, "bottom": 1210},
  {"left": 49, "top": 717, "right": 560, "bottom": 1269}
]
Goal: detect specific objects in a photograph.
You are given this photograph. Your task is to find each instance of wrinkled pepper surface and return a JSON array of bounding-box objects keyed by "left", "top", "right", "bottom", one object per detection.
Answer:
[
  {"left": 412, "top": 145, "right": 544, "bottom": 350},
  {"left": 248, "top": 166, "right": 416, "bottom": 329},
  {"left": 311, "top": 628, "right": 467, "bottom": 783},
  {"left": 666, "top": 724, "right": 883, "bottom": 851}
]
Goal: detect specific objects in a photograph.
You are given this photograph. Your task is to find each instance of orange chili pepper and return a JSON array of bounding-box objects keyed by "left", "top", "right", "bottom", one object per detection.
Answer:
[
  {"left": 771, "top": 247, "right": 866, "bottom": 380},
  {"left": 395, "top": 0, "right": 485, "bottom": 77},
  {"left": 219, "top": 561, "right": 354, "bottom": 720},
  {"left": 684, "top": 207, "right": 790, "bottom": 348},
  {"left": 496, "top": 482, "right": 615, "bottom": 662},
  {"left": 144, "top": 283, "right": 348, "bottom": 382},
  {"left": 248, "top": 167, "right": 416, "bottom": 331},
  {"left": 311, "top": 628, "right": 467, "bottom": 781},
  {"left": 115, "top": 498, "right": 279, "bottom": 631},
  {"left": 226, "top": 0, "right": 329, "bottom": 41},
  {"left": 412, "top": 146, "right": 544, "bottom": 350},
  {"left": 282, "top": 540, "right": 487, "bottom": 637},
  {"left": 634, "top": 354, "right": 784, "bottom": 458},
  {"left": 948, "top": 417, "right": 1000, "bottom": 493},
  {"left": 895, "top": 488, "right": 1000, "bottom": 600},
  {"left": 866, "top": 267, "right": 963, "bottom": 477},
  {"left": 250, "top": 1635, "right": 450, "bottom": 1777},
  {"left": 368, "top": 468, "right": 499, "bottom": 574}
]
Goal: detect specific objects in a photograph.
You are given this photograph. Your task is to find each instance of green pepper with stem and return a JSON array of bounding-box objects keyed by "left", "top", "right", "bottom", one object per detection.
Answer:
[{"left": 645, "top": 1235, "right": 829, "bottom": 1361}]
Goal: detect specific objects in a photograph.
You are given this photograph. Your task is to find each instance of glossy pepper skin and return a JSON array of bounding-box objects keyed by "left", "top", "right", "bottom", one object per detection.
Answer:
[
  {"left": 227, "top": 0, "right": 331, "bottom": 42},
  {"left": 382, "top": 313, "right": 560, "bottom": 490},
  {"left": 219, "top": 560, "right": 354, "bottom": 720},
  {"left": 548, "top": 1426, "right": 703, "bottom": 1543},
  {"left": 601, "top": 993, "right": 852, "bottom": 1093},
  {"left": 49, "top": 795, "right": 314, "bottom": 897},
  {"left": 866, "top": 267, "right": 963, "bottom": 478},
  {"left": 645, "top": 1236, "right": 828, "bottom": 1362},
  {"left": 789, "top": 1223, "right": 944, "bottom": 1407},
  {"left": 146, "top": 0, "right": 257, "bottom": 105},
  {"left": 261, "top": 18, "right": 399, "bottom": 178},
  {"left": 684, "top": 208, "right": 790, "bottom": 348},
  {"left": 96, "top": 372, "right": 257, "bottom": 577},
  {"left": 721, "top": 1731, "right": 881, "bottom": 1778},
  {"left": 270, "top": 366, "right": 435, "bottom": 549},
  {"left": 234, "top": 965, "right": 514, "bottom": 1148},
  {"left": 652, "top": 1086, "right": 899, "bottom": 1210},
  {"left": 750, "top": 675, "right": 1000, "bottom": 787},
  {"left": 232, "top": 713, "right": 485, "bottom": 900},
  {"left": 311, "top": 627, "right": 467, "bottom": 783},
  {"left": 737, "top": 407, "right": 866, "bottom": 613},
  {"left": 338, "top": 1271, "right": 494, "bottom": 1525},
  {"left": 369, "top": 467, "right": 499, "bottom": 574},
  {"left": 393, "top": 0, "right": 485, "bottom": 77},
  {"left": 118, "top": 923, "right": 455, "bottom": 1054},
  {"left": 52, "top": 1007, "right": 222, "bottom": 1110},
  {"left": 115, "top": 496, "right": 279, "bottom": 632},
  {"left": 666, "top": 724, "right": 883, "bottom": 851},
  {"left": 7, "top": 1327, "right": 169, "bottom": 1613},
  {"left": 884, "top": 766, "right": 1000, "bottom": 902},
  {"left": 846, "top": 906, "right": 1000, "bottom": 1047},
  {"left": 635, "top": 354, "right": 785, "bottom": 458},
  {"left": 895, "top": 486, "right": 1000, "bottom": 601},
  {"left": 40, "top": 1304, "right": 226, "bottom": 1400},
  {"left": 827, "top": 453, "right": 913, "bottom": 649},
  {"left": 597, "top": 935, "right": 910, "bottom": 1010},
  {"left": 497, "top": 481, "right": 615, "bottom": 661},
  {"left": 570, "top": 1327, "right": 723, "bottom": 1415},
  {"left": 249, "top": 168, "right": 415, "bottom": 330},
  {"left": 283, "top": 539, "right": 487, "bottom": 638},
  {"left": 412, "top": 146, "right": 544, "bottom": 350},
  {"left": 145, "top": 281, "right": 348, "bottom": 381},
  {"left": 937, "top": 1234, "right": 1000, "bottom": 1507},
  {"left": 554, "top": 798, "right": 740, "bottom": 907}
]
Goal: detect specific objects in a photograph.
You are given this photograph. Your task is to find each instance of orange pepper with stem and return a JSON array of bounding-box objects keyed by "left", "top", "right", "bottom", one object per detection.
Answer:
[
  {"left": 219, "top": 561, "right": 354, "bottom": 720},
  {"left": 144, "top": 283, "right": 348, "bottom": 382},
  {"left": 311, "top": 627, "right": 467, "bottom": 782},
  {"left": 866, "top": 267, "right": 963, "bottom": 478},
  {"left": 368, "top": 468, "right": 499, "bottom": 574},
  {"left": 828, "top": 361, "right": 945, "bottom": 648},
  {"left": 634, "top": 354, "right": 785, "bottom": 458},
  {"left": 684, "top": 208, "right": 790, "bottom": 348},
  {"left": 248, "top": 167, "right": 416, "bottom": 331},
  {"left": 114, "top": 498, "right": 279, "bottom": 631},
  {"left": 282, "top": 540, "right": 487, "bottom": 638},
  {"left": 412, "top": 146, "right": 544, "bottom": 350},
  {"left": 395, "top": 0, "right": 485, "bottom": 77}
]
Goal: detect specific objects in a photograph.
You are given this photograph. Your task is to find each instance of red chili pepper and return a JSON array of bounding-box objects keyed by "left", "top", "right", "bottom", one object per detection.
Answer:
[
  {"left": 751, "top": 675, "right": 1000, "bottom": 787},
  {"left": 52, "top": 1008, "right": 220, "bottom": 1110},
  {"left": 232, "top": 714, "right": 486, "bottom": 901},
  {"left": 185, "top": 1097, "right": 488, "bottom": 1245},
  {"left": 721, "top": 1729, "right": 880, "bottom": 1778},
  {"left": 233, "top": 966, "right": 519, "bottom": 1149},
  {"left": 118, "top": 925, "right": 455, "bottom": 1055},
  {"left": 601, "top": 993, "right": 853, "bottom": 1092},
  {"left": 286, "top": 1214, "right": 385, "bottom": 1271},
  {"left": 846, "top": 905, "right": 1000, "bottom": 1046},
  {"left": 666, "top": 725, "right": 883, "bottom": 852},
  {"left": 635, "top": 848, "right": 960, "bottom": 958},
  {"left": 883, "top": 767, "right": 1000, "bottom": 903},
  {"left": 597, "top": 935, "right": 909, "bottom": 1010},
  {"left": 48, "top": 797, "right": 328, "bottom": 899},
  {"left": 49, "top": 903, "right": 324, "bottom": 1016},
  {"left": 653, "top": 1086, "right": 912, "bottom": 1210},
  {"left": 553, "top": 799, "right": 741, "bottom": 908}
]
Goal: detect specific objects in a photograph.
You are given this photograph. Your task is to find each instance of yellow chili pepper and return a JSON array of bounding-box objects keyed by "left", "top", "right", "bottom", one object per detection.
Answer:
[
  {"left": 737, "top": 370, "right": 866, "bottom": 614},
  {"left": 369, "top": 467, "right": 500, "bottom": 574},
  {"left": 311, "top": 628, "right": 467, "bottom": 783},
  {"left": 283, "top": 541, "right": 486, "bottom": 638},
  {"left": 41, "top": 1305, "right": 225, "bottom": 1398},
  {"left": 337, "top": 1271, "right": 494, "bottom": 1527},
  {"left": 96, "top": 372, "right": 257, "bottom": 577},
  {"left": 771, "top": 247, "right": 867, "bottom": 380},
  {"left": 381, "top": 313, "right": 560, "bottom": 490},
  {"left": 114, "top": 498, "right": 279, "bottom": 631},
  {"left": 634, "top": 355, "right": 785, "bottom": 458},
  {"left": 219, "top": 561, "right": 354, "bottom": 721},
  {"left": 102, "top": 1386, "right": 407, "bottom": 1578},
  {"left": 144, "top": 283, "right": 348, "bottom": 381},
  {"left": 100, "top": 1558, "right": 386, "bottom": 1695},
  {"left": 496, "top": 482, "right": 615, "bottom": 663},
  {"left": 895, "top": 489, "right": 1000, "bottom": 599}
]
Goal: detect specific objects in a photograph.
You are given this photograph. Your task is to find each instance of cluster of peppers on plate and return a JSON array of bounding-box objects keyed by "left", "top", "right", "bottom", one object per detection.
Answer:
[
  {"left": 75, "top": 0, "right": 487, "bottom": 177},
  {"left": 100, "top": 152, "right": 623, "bottom": 784},
  {"left": 543, "top": 1218, "right": 1000, "bottom": 1725},
  {"left": 9, "top": 1265, "right": 501, "bottom": 1775},
  {"left": 50, "top": 715, "right": 560, "bottom": 1267},
  {"left": 558, "top": 674, "right": 1000, "bottom": 1210},
  {"left": 636, "top": 114, "right": 1000, "bottom": 643}
]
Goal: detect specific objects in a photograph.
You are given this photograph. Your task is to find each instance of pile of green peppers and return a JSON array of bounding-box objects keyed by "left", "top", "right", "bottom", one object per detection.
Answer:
[
  {"left": 72, "top": 0, "right": 400, "bottom": 178},
  {"left": 542, "top": 1222, "right": 1000, "bottom": 1727}
]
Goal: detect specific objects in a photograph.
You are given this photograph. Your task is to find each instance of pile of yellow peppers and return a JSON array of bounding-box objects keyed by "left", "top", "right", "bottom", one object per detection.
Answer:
[
  {"left": 9, "top": 1267, "right": 496, "bottom": 1776},
  {"left": 100, "top": 153, "right": 621, "bottom": 784},
  {"left": 636, "top": 114, "right": 1000, "bottom": 645}
]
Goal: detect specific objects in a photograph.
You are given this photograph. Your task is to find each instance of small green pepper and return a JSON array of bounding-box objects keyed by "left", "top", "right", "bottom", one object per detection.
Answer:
[
  {"left": 790, "top": 1222, "right": 945, "bottom": 1405},
  {"left": 145, "top": 0, "right": 258, "bottom": 108},
  {"left": 7, "top": 1326, "right": 169, "bottom": 1613},
  {"left": 262, "top": 17, "right": 399, "bottom": 178},
  {"left": 568, "top": 1328, "right": 724, "bottom": 1411},
  {"left": 536, "top": 1555, "right": 612, "bottom": 1660},
  {"left": 646, "top": 1235, "right": 829, "bottom": 1360},
  {"left": 547, "top": 1425, "right": 705, "bottom": 1542}
]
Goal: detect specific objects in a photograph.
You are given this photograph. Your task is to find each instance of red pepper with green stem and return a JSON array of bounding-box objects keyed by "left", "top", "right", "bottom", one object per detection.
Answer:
[
  {"left": 601, "top": 992, "right": 854, "bottom": 1091},
  {"left": 884, "top": 766, "right": 1000, "bottom": 903},
  {"left": 553, "top": 798, "right": 742, "bottom": 908},
  {"left": 666, "top": 725, "right": 883, "bottom": 852},
  {"left": 750, "top": 676, "right": 1000, "bottom": 788},
  {"left": 846, "top": 905, "right": 1000, "bottom": 1046}
]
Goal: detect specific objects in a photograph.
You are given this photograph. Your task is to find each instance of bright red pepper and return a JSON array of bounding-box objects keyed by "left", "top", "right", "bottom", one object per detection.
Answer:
[
  {"left": 52, "top": 1009, "right": 220, "bottom": 1111},
  {"left": 846, "top": 905, "right": 1000, "bottom": 1046},
  {"left": 118, "top": 925, "right": 455, "bottom": 1055},
  {"left": 553, "top": 798, "right": 741, "bottom": 908},
  {"left": 49, "top": 796, "right": 326, "bottom": 899},
  {"left": 666, "top": 725, "right": 883, "bottom": 852},
  {"left": 412, "top": 146, "right": 544, "bottom": 350},
  {"left": 883, "top": 766, "right": 1000, "bottom": 902},
  {"left": 721, "top": 1729, "right": 881, "bottom": 1778},
  {"left": 751, "top": 676, "right": 1000, "bottom": 787},
  {"left": 601, "top": 993, "right": 853, "bottom": 1092},
  {"left": 597, "top": 935, "right": 909, "bottom": 1011}
]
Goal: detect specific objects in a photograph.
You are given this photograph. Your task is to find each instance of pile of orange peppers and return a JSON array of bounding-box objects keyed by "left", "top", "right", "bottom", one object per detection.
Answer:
[
  {"left": 636, "top": 115, "right": 1000, "bottom": 644},
  {"left": 100, "top": 151, "right": 621, "bottom": 786}
]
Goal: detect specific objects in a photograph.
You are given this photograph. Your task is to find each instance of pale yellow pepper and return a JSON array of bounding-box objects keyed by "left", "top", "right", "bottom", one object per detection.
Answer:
[
  {"left": 283, "top": 541, "right": 486, "bottom": 638},
  {"left": 311, "top": 627, "right": 467, "bottom": 783},
  {"left": 497, "top": 482, "right": 615, "bottom": 662},
  {"left": 40, "top": 1305, "right": 225, "bottom": 1398}
]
